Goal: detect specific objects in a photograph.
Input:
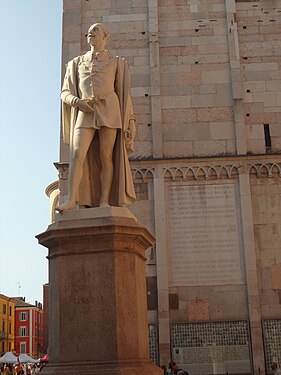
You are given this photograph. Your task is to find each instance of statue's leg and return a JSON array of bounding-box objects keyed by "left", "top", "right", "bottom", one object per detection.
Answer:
[
  {"left": 56, "top": 127, "right": 95, "bottom": 211},
  {"left": 98, "top": 127, "right": 117, "bottom": 207}
]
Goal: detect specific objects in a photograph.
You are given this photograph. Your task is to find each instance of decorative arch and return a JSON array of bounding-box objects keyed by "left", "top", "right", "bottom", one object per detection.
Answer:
[
  {"left": 163, "top": 164, "right": 240, "bottom": 181},
  {"left": 248, "top": 163, "right": 281, "bottom": 178},
  {"left": 132, "top": 168, "right": 155, "bottom": 183}
]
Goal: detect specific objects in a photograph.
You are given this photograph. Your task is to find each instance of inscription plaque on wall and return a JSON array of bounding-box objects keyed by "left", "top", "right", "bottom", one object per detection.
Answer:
[
  {"left": 168, "top": 183, "right": 243, "bottom": 285},
  {"left": 171, "top": 322, "right": 251, "bottom": 375},
  {"left": 173, "top": 346, "right": 251, "bottom": 375},
  {"left": 263, "top": 319, "right": 281, "bottom": 374}
]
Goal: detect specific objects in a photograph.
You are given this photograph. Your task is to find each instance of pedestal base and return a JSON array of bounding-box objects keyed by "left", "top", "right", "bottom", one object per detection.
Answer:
[
  {"left": 37, "top": 207, "right": 162, "bottom": 375},
  {"left": 41, "top": 360, "right": 162, "bottom": 375}
]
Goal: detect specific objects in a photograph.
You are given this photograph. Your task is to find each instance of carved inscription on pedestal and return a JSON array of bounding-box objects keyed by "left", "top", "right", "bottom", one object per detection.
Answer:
[
  {"left": 61, "top": 264, "right": 115, "bottom": 337},
  {"left": 168, "top": 183, "right": 243, "bottom": 285}
]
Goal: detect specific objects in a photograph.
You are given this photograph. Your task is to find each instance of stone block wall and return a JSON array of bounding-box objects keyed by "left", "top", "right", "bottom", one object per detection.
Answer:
[
  {"left": 159, "top": 0, "right": 235, "bottom": 157},
  {"left": 59, "top": 1, "right": 281, "bottom": 373},
  {"left": 236, "top": 1, "right": 281, "bottom": 154},
  {"left": 61, "top": 0, "right": 281, "bottom": 160},
  {"left": 61, "top": 0, "right": 153, "bottom": 160},
  {"left": 250, "top": 167, "right": 281, "bottom": 318},
  {"left": 61, "top": 0, "right": 281, "bottom": 161}
]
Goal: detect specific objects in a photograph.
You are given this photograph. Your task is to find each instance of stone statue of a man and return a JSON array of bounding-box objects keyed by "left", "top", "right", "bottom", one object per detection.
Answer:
[{"left": 56, "top": 23, "right": 136, "bottom": 212}]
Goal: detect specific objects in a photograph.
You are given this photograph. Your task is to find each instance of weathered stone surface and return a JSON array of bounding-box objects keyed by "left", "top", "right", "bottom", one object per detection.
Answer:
[
  {"left": 55, "top": 0, "right": 281, "bottom": 372},
  {"left": 37, "top": 208, "right": 162, "bottom": 375}
]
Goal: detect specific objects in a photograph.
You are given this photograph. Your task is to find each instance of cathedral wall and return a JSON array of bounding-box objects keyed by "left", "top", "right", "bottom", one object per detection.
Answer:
[
  {"left": 59, "top": 0, "right": 281, "bottom": 373},
  {"left": 236, "top": 1, "right": 281, "bottom": 154}
]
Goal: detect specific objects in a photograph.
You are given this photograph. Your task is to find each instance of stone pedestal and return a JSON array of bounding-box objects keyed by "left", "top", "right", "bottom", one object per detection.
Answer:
[{"left": 36, "top": 207, "right": 162, "bottom": 375}]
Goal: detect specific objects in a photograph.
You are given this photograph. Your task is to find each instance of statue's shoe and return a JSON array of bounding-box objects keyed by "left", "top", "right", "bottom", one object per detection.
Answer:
[
  {"left": 55, "top": 201, "right": 76, "bottom": 212},
  {"left": 99, "top": 202, "right": 110, "bottom": 208}
]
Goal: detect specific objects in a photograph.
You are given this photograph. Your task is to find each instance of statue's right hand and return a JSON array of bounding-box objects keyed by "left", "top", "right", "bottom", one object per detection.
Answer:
[{"left": 76, "top": 98, "right": 94, "bottom": 112}]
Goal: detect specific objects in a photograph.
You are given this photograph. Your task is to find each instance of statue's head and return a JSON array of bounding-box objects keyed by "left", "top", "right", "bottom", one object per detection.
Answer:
[{"left": 87, "top": 23, "right": 110, "bottom": 47}]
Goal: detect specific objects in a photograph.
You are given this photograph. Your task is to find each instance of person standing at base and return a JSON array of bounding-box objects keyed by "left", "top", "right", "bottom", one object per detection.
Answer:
[
  {"left": 168, "top": 360, "right": 189, "bottom": 375},
  {"left": 271, "top": 361, "right": 281, "bottom": 375},
  {"left": 56, "top": 23, "right": 136, "bottom": 212}
]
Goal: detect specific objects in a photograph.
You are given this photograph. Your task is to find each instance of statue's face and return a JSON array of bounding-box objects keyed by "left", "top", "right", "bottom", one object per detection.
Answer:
[{"left": 87, "top": 24, "right": 107, "bottom": 46}]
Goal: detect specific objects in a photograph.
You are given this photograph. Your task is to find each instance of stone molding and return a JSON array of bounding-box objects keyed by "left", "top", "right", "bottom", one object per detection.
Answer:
[
  {"left": 162, "top": 165, "right": 239, "bottom": 181},
  {"left": 48, "top": 158, "right": 281, "bottom": 198},
  {"left": 132, "top": 168, "right": 155, "bottom": 182},
  {"left": 131, "top": 157, "right": 281, "bottom": 182},
  {"left": 248, "top": 162, "right": 281, "bottom": 178}
]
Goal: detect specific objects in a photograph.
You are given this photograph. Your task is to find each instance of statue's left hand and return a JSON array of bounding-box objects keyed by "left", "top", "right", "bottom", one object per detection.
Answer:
[{"left": 125, "top": 119, "right": 136, "bottom": 140}]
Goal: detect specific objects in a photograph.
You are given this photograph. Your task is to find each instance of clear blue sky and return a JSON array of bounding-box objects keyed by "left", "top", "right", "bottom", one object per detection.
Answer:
[{"left": 0, "top": 1, "right": 63, "bottom": 304}]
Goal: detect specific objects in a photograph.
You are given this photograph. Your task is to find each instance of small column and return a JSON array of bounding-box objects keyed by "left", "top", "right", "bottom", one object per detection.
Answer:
[
  {"left": 239, "top": 172, "right": 265, "bottom": 375},
  {"left": 225, "top": 0, "right": 248, "bottom": 155},
  {"left": 36, "top": 207, "right": 162, "bottom": 375},
  {"left": 148, "top": 0, "right": 163, "bottom": 158},
  {"left": 153, "top": 166, "right": 171, "bottom": 365}
]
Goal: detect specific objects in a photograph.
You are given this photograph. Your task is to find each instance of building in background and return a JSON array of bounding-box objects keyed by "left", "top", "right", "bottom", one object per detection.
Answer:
[
  {"left": 12, "top": 297, "right": 44, "bottom": 358},
  {"left": 0, "top": 294, "right": 15, "bottom": 355},
  {"left": 46, "top": 1, "right": 281, "bottom": 374},
  {"left": 42, "top": 284, "right": 49, "bottom": 356}
]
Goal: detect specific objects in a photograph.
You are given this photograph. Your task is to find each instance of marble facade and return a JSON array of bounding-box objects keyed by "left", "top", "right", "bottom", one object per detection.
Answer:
[{"left": 48, "top": 1, "right": 281, "bottom": 374}]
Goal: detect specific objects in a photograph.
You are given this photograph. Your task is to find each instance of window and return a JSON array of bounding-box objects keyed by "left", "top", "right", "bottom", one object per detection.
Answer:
[
  {"left": 264, "top": 124, "right": 272, "bottom": 152},
  {"left": 9, "top": 306, "right": 12, "bottom": 316},
  {"left": 3, "top": 304, "right": 6, "bottom": 314},
  {"left": 19, "top": 312, "right": 28, "bottom": 321},
  {"left": 19, "top": 327, "right": 28, "bottom": 337},
  {"left": 20, "top": 342, "right": 26, "bottom": 354},
  {"left": 2, "top": 321, "right": 5, "bottom": 331},
  {"left": 9, "top": 323, "right": 11, "bottom": 334}
]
